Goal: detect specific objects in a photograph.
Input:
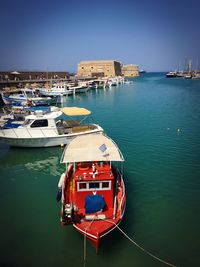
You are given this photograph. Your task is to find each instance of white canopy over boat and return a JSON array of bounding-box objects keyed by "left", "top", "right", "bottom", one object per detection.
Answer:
[
  {"left": 60, "top": 133, "right": 124, "bottom": 163},
  {"left": 60, "top": 107, "right": 91, "bottom": 116},
  {"left": 24, "top": 107, "right": 90, "bottom": 120}
]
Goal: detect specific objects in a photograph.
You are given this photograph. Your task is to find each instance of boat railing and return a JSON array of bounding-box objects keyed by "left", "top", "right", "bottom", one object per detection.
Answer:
[
  {"left": 113, "top": 170, "right": 121, "bottom": 219},
  {"left": 118, "top": 173, "right": 126, "bottom": 219},
  {"left": 113, "top": 194, "right": 117, "bottom": 219}
]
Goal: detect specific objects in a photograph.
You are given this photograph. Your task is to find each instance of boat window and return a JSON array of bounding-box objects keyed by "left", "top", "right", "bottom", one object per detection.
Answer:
[
  {"left": 79, "top": 183, "right": 87, "bottom": 189},
  {"left": 30, "top": 119, "right": 48, "bottom": 128},
  {"left": 89, "top": 182, "right": 100, "bottom": 189},
  {"left": 77, "top": 181, "right": 111, "bottom": 192},
  {"left": 102, "top": 182, "right": 109, "bottom": 188}
]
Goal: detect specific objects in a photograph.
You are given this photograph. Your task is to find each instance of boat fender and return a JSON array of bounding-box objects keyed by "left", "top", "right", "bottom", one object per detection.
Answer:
[
  {"left": 56, "top": 188, "right": 62, "bottom": 202},
  {"left": 58, "top": 172, "right": 65, "bottom": 188},
  {"left": 56, "top": 173, "right": 65, "bottom": 202}
]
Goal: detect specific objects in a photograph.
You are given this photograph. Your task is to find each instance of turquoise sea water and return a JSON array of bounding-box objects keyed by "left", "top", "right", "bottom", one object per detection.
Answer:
[{"left": 0, "top": 73, "right": 200, "bottom": 267}]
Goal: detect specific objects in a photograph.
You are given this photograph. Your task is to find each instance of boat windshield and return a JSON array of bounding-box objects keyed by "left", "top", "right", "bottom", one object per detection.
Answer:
[{"left": 23, "top": 119, "right": 33, "bottom": 126}]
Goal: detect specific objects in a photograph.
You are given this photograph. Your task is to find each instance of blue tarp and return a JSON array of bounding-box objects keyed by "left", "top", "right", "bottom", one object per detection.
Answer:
[
  {"left": 85, "top": 195, "right": 105, "bottom": 214},
  {"left": 4, "top": 119, "right": 22, "bottom": 129},
  {"left": 24, "top": 106, "right": 50, "bottom": 111}
]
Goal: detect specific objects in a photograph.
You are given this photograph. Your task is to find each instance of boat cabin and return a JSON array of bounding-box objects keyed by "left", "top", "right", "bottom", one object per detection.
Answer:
[
  {"left": 20, "top": 108, "right": 62, "bottom": 130},
  {"left": 73, "top": 161, "right": 115, "bottom": 215},
  {"left": 61, "top": 160, "right": 121, "bottom": 223}
]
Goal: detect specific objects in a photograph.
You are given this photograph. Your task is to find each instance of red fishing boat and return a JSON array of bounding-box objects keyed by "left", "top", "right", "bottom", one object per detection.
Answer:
[{"left": 57, "top": 133, "right": 126, "bottom": 252}]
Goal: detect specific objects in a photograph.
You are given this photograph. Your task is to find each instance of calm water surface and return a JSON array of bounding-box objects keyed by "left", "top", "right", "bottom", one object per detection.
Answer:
[{"left": 0, "top": 73, "right": 200, "bottom": 267}]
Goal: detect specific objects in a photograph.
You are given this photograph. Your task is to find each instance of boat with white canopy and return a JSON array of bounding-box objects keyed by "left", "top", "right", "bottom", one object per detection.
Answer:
[
  {"left": 38, "top": 82, "right": 73, "bottom": 97},
  {"left": 0, "top": 107, "right": 103, "bottom": 147},
  {"left": 57, "top": 133, "right": 126, "bottom": 252}
]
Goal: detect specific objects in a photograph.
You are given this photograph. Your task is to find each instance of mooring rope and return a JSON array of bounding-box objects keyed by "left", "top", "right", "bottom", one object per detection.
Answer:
[
  {"left": 82, "top": 217, "right": 177, "bottom": 267},
  {"left": 83, "top": 218, "right": 95, "bottom": 267},
  {"left": 83, "top": 230, "right": 87, "bottom": 267},
  {"left": 104, "top": 219, "right": 177, "bottom": 267}
]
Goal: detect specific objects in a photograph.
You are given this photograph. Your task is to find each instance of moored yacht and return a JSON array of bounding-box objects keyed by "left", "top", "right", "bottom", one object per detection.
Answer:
[
  {"left": 1, "top": 88, "right": 52, "bottom": 106},
  {"left": 38, "top": 82, "right": 73, "bottom": 97},
  {"left": 0, "top": 107, "right": 103, "bottom": 147},
  {"left": 166, "top": 71, "right": 177, "bottom": 78}
]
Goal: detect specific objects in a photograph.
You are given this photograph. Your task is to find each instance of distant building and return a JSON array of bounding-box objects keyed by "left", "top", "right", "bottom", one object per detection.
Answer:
[
  {"left": 0, "top": 71, "right": 69, "bottom": 82},
  {"left": 77, "top": 60, "right": 122, "bottom": 78},
  {"left": 121, "top": 64, "right": 139, "bottom": 77}
]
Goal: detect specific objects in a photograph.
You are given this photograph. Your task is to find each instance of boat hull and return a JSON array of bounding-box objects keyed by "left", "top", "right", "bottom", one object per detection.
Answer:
[
  {"left": 73, "top": 209, "right": 126, "bottom": 252},
  {"left": 0, "top": 128, "right": 103, "bottom": 147},
  {"left": 1, "top": 94, "right": 51, "bottom": 106},
  {"left": 39, "top": 90, "right": 72, "bottom": 97}
]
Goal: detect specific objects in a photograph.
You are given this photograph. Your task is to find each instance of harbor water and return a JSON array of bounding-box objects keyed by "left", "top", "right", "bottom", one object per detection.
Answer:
[{"left": 0, "top": 73, "right": 200, "bottom": 267}]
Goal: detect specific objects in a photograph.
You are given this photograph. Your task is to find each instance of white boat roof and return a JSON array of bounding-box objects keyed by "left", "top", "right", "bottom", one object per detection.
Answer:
[{"left": 60, "top": 133, "right": 124, "bottom": 163}]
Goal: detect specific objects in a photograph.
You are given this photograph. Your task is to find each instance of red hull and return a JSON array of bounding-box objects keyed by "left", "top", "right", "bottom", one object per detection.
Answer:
[{"left": 73, "top": 210, "right": 126, "bottom": 252}]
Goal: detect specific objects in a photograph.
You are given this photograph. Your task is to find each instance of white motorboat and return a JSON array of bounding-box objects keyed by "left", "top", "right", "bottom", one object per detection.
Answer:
[
  {"left": 66, "top": 81, "right": 90, "bottom": 94},
  {"left": 1, "top": 89, "right": 52, "bottom": 106},
  {"left": 38, "top": 82, "right": 73, "bottom": 97},
  {"left": 108, "top": 78, "right": 118, "bottom": 86},
  {"left": 183, "top": 73, "right": 192, "bottom": 79},
  {"left": 166, "top": 71, "right": 177, "bottom": 78},
  {"left": 0, "top": 106, "right": 104, "bottom": 147}
]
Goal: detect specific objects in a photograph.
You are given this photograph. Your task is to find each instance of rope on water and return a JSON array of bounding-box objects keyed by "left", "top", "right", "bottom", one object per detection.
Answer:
[
  {"left": 83, "top": 219, "right": 95, "bottom": 267},
  {"left": 83, "top": 230, "right": 87, "bottom": 267},
  {"left": 104, "top": 219, "right": 177, "bottom": 267}
]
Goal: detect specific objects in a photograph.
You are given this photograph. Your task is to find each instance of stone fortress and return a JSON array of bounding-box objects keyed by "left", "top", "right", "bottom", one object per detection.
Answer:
[{"left": 77, "top": 60, "right": 139, "bottom": 78}]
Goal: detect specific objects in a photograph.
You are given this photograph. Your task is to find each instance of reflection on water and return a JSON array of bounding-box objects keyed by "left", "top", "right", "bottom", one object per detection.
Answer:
[
  {"left": 25, "top": 156, "right": 60, "bottom": 176},
  {"left": 0, "top": 145, "right": 63, "bottom": 176}
]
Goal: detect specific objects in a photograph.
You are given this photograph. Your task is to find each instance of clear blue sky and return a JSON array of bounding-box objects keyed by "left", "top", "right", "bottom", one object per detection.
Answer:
[{"left": 0, "top": 0, "right": 199, "bottom": 72}]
